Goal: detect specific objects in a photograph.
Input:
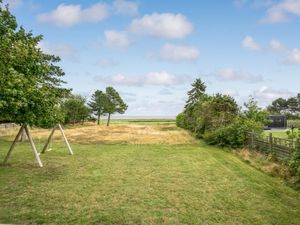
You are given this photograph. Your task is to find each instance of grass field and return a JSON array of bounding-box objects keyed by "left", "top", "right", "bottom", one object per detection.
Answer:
[
  {"left": 0, "top": 122, "right": 300, "bottom": 225},
  {"left": 264, "top": 128, "right": 299, "bottom": 138}
]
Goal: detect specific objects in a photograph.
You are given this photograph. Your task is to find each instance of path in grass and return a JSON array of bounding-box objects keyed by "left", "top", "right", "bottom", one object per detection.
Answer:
[{"left": 0, "top": 124, "right": 300, "bottom": 225}]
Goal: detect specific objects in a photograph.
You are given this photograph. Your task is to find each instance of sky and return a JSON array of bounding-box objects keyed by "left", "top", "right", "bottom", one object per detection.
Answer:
[{"left": 3, "top": 0, "right": 300, "bottom": 117}]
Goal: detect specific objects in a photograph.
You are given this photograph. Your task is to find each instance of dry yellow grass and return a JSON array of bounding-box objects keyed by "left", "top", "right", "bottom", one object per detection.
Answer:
[
  {"left": 1, "top": 124, "right": 197, "bottom": 145},
  {"left": 234, "top": 148, "right": 290, "bottom": 178}
]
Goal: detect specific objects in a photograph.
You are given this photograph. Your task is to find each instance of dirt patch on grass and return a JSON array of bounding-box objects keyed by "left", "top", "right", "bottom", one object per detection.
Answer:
[{"left": 13, "top": 124, "right": 197, "bottom": 145}]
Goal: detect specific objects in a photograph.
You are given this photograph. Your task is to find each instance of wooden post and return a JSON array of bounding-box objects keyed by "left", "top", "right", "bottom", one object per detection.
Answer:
[
  {"left": 58, "top": 124, "right": 73, "bottom": 155},
  {"left": 269, "top": 133, "right": 273, "bottom": 152},
  {"left": 41, "top": 125, "right": 58, "bottom": 154},
  {"left": 3, "top": 125, "right": 24, "bottom": 164},
  {"left": 24, "top": 125, "right": 43, "bottom": 168}
]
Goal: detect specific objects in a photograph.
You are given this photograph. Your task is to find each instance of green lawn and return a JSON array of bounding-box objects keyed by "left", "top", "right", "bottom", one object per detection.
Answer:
[
  {"left": 1, "top": 137, "right": 299, "bottom": 225},
  {"left": 264, "top": 128, "right": 299, "bottom": 138}
]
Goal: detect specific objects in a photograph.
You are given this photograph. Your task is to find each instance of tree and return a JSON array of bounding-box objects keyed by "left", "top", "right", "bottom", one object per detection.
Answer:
[
  {"left": 185, "top": 78, "right": 206, "bottom": 108},
  {"left": 267, "top": 94, "right": 300, "bottom": 119},
  {"left": 244, "top": 96, "right": 269, "bottom": 124},
  {"left": 88, "top": 90, "right": 106, "bottom": 125},
  {"left": 62, "top": 95, "right": 90, "bottom": 125},
  {"left": 103, "top": 87, "right": 127, "bottom": 126},
  {"left": 196, "top": 94, "right": 239, "bottom": 133},
  {"left": 267, "top": 98, "right": 288, "bottom": 115},
  {"left": 0, "top": 2, "right": 70, "bottom": 127}
]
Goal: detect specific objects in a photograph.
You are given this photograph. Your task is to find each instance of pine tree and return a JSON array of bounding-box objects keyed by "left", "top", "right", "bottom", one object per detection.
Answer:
[
  {"left": 88, "top": 90, "right": 106, "bottom": 125},
  {"left": 185, "top": 78, "right": 206, "bottom": 108},
  {"left": 103, "top": 87, "right": 128, "bottom": 126}
]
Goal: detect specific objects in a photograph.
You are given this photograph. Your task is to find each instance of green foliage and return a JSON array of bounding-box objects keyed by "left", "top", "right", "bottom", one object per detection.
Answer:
[
  {"left": 288, "top": 150, "right": 300, "bottom": 183},
  {"left": 185, "top": 78, "right": 206, "bottom": 108},
  {"left": 203, "top": 117, "right": 263, "bottom": 148},
  {"left": 190, "top": 94, "right": 239, "bottom": 138},
  {"left": 62, "top": 95, "right": 90, "bottom": 124},
  {"left": 88, "top": 90, "right": 106, "bottom": 125},
  {"left": 286, "top": 128, "right": 300, "bottom": 139},
  {"left": 244, "top": 96, "right": 270, "bottom": 124},
  {"left": 267, "top": 93, "right": 300, "bottom": 119},
  {"left": 103, "top": 86, "right": 128, "bottom": 126},
  {"left": 177, "top": 79, "right": 267, "bottom": 148},
  {"left": 0, "top": 3, "right": 70, "bottom": 127},
  {"left": 175, "top": 112, "right": 185, "bottom": 128}
]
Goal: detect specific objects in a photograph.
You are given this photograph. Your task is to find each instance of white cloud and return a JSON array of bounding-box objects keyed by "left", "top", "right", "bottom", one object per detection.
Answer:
[
  {"left": 95, "top": 73, "right": 140, "bottom": 86},
  {"left": 95, "top": 71, "right": 182, "bottom": 86},
  {"left": 38, "top": 41, "right": 75, "bottom": 59},
  {"left": 242, "top": 36, "right": 261, "bottom": 50},
  {"left": 104, "top": 30, "right": 131, "bottom": 49},
  {"left": 269, "top": 39, "right": 287, "bottom": 51},
  {"left": 261, "top": 0, "right": 300, "bottom": 23},
  {"left": 113, "top": 0, "right": 138, "bottom": 16},
  {"left": 254, "top": 86, "right": 294, "bottom": 105},
  {"left": 129, "top": 13, "right": 193, "bottom": 39},
  {"left": 268, "top": 39, "right": 300, "bottom": 64},
  {"left": 145, "top": 71, "right": 178, "bottom": 85},
  {"left": 286, "top": 48, "right": 300, "bottom": 64},
  {"left": 37, "top": 3, "right": 108, "bottom": 27},
  {"left": 160, "top": 44, "right": 199, "bottom": 62},
  {"left": 216, "top": 68, "right": 263, "bottom": 83},
  {"left": 112, "top": 74, "right": 134, "bottom": 84}
]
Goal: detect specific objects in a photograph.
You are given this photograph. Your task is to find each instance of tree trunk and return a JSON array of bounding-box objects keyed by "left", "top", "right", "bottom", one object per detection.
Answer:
[
  {"left": 97, "top": 113, "right": 100, "bottom": 125},
  {"left": 107, "top": 113, "right": 111, "bottom": 126}
]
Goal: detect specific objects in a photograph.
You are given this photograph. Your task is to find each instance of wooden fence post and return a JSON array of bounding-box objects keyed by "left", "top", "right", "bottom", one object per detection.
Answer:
[{"left": 269, "top": 133, "right": 273, "bottom": 152}]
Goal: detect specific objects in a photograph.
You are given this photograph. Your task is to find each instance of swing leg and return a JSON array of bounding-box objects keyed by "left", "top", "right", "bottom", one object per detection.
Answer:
[
  {"left": 41, "top": 125, "right": 58, "bottom": 154},
  {"left": 24, "top": 125, "right": 43, "bottom": 167},
  {"left": 58, "top": 124, "right": 73, "bottom": 155},
  {"left": 3, "top": 125, "right": 24, "bottom": 164}
]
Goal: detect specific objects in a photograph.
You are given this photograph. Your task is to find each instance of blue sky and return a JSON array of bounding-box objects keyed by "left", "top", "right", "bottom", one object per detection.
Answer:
[{"left": 4, "top": 0, "right": 300, "bottom": 117}]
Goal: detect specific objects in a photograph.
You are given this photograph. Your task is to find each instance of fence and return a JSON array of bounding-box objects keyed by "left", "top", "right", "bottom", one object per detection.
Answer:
[
  {"left": 0, "top": 123, "right": 18, "bottom": 129},
  {"left": 248, "top": 132, "right": 300, "bottom": 160}
]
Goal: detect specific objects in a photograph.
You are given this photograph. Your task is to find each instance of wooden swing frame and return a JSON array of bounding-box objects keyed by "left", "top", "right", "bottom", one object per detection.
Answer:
[
  {"left": 41, "top": 124, "right": 73, "bottom": 155},
  {"left": 3, "top": 123, "right": 73, "bottom": 168},
  {"left": 3, "top": 124, "right": 43, "bottom": 167}
]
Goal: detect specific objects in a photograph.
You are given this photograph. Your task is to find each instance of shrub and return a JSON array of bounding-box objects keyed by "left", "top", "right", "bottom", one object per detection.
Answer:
[
  {"left": 288, "top": 150, "right": 300, "bottom": 179},
  {"left": 203, "top": 117, "right": 264, "bottom": 148},
  {"left": 176, "top": 112, "right": 186, "bottom": 128}
]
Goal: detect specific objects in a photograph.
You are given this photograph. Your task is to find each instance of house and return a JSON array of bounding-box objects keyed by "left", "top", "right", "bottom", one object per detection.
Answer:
[{"left": 266, "top": 115, "right": 287, "bottom": 129}]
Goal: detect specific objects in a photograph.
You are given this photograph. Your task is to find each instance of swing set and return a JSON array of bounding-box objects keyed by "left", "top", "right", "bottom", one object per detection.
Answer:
[{"left": 3, "top": 124, "right": 73, "bottom": 167}]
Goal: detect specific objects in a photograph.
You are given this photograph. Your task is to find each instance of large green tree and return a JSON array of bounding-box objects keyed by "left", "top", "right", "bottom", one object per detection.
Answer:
[
  {"left": 0, "top": 2, "right": 70, "bottom": 127},
  {"left": 103, "top": 87, "right": 127, "bottom": 126},
  {"left": 88, "top": 90, "right": 106, "bottom": 125}
]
